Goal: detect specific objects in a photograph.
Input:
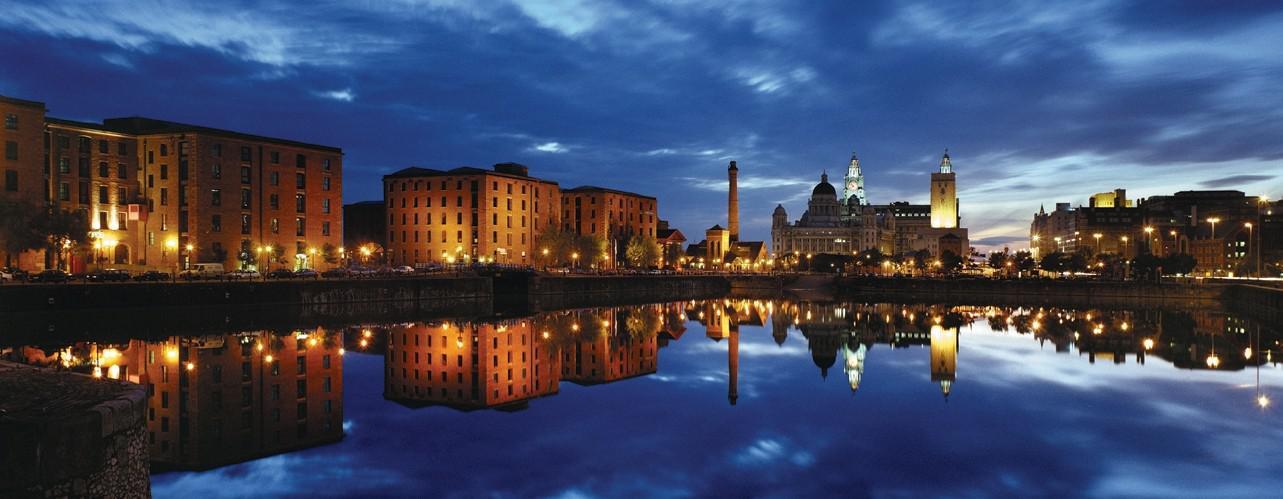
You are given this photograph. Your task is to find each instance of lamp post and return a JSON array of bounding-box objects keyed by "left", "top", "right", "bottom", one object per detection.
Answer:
[
  {"left": 571, "top": 252, "right": 579, "bottom": 270},
  {"left": 1143, "top": 226, "right": 1154, "bottom": 255},
  {"left": 1093, "top": 233, "right": 1102, "bottom": 255},
  {"left": 1032, "top": 234, "right": 1041, "bottom": 259},
  {"left": 1207, "top": 217, "right": 1220, "bottom": 239},
  {"left": 1169, "top": 230, "right": 1178, "bottom": 256},
  {"left": 1053, "top": 236, "right": 1062, "bottom": 253},
  {"left": 1121, "top": 235, "right": 1130, "bottom": 279},
  {"left": 184, "top": 243, "right": 194, "bottom": 271}
]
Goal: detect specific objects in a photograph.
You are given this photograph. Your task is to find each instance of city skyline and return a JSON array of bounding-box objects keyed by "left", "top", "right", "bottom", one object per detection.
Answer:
[{"left": 4, "top": 2, "right": 1282, "bottom": 251}]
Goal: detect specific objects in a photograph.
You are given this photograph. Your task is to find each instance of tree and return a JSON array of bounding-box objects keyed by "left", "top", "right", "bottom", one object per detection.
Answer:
[
  {"left": 939, "top": 250, "right": 964, "bottom": 273},
  {"left": 624, "top": 233, "right": 661, "bottom": 268},
  {"left": 1012, "top": 250, "right": 1037, "bottom": 273},
  {"left": 856, "top": 248, "right": 886, "bottom": 271},
  {"left": 1039, "top": 251, "right": 1064, "bottom": 273},
  {"left": 322, "top": 243, "right": 339, "bottom": 264},
  {"left": 534, "top": 227, "right": 575, "bottom": 267},
  {"left": 41, "top": 206, "right": 90, "bottom": 270},
  {"left": 912, "top": 249, "right": 932, "bottom": 271},
  {"left": 0, "top": 198, "right": 45, "bottom": 268},
  {"left": 1161, "top": 253, "right": 1197, "bottom": 275},
  {"left": 987, "top": 251, "right": 1009, "bottom": 270},
  {"left": 1132, "top": 253, "right": 1161, "bottom": 281},
  {"left": 573, "top": 234, "right": 608, "bottom": 267}
]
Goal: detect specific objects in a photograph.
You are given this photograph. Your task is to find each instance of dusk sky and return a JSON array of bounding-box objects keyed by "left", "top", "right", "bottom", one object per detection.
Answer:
[{"left": 2, "top": 1, "right": 1281, "bottom": 250}]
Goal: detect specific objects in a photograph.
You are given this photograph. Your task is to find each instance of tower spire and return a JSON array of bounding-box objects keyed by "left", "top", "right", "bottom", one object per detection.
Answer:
[{"left": 844, "top": 150, "right": 867, "bottom": 206}]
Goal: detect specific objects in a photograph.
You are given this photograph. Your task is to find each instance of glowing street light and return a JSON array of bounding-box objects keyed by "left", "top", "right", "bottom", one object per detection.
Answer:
[
  {"left": 1207, "top": 217, "right": 1221, "bottom": 239},
  {"left": 1093, "top": 233, "right": 1102, "bottom": 254}
]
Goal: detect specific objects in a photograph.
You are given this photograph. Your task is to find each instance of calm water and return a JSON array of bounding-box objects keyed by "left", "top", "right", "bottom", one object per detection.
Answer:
[{"left": 5, "top": 300, "right": 1283, "bottom": 498}]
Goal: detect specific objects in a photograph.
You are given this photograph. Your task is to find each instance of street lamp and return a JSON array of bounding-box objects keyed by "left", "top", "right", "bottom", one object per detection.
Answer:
[
  {"left": 571, "top": 252, "right": 579, "bottom": 269},
  {"left": 1053, "top": 236, "right": 1062, "bottom": 253},
  {"left": 1169, "top": 229, "right": 1178, "bottom": 255},
  {"left": 1207, "top": 217, "right": 1221, "bottom": 239},
  {"left": 1143, "top": 226, "right": 1154, "bottom": 255},
  {"left": 1093, "top": 233, "right": 1102, "bottom": 254}
]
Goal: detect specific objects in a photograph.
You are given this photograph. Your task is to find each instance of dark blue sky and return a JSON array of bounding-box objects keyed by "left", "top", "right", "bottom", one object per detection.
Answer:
[{"left": 3, "top": 1, "right": 1281, "bottom": 249}]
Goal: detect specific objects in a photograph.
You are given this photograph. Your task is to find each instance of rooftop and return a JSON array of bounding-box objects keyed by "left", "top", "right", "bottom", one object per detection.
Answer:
[
  {"left": 563, "top": 185, "right": 656, "bottom": 200},
  {"left": 101, "top": 116, "right": 342, "bottom": 152},
  {"left": 0, "top": 94, "right": 46, "bottom": 109}
]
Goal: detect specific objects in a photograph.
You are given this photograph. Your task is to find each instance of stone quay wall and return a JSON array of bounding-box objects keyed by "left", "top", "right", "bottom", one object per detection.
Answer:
[
  {"left": 0, "top": 361, "right": 150, "bottom": 499},
  {"left": 0, "top": 276, "right": 491, "bottom": 314},
  {"left": 836, "top": 277, "right": 1224, "bottom": 308},
  {"left": 523, "top": 275, "right": 731, "bottom": 310}
]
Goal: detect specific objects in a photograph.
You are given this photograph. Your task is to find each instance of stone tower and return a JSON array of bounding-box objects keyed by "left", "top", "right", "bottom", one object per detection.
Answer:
[
  {"left": 728, "top": 161, "right": 739, "bottom": 242},
  {"left": 930, "top": 150, "right": 958, "bottom": 229}
]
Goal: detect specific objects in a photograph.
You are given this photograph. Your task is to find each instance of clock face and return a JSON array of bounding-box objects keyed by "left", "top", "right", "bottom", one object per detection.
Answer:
[{"left": 847, "top": 181, "right": 857, "bottom": 190}]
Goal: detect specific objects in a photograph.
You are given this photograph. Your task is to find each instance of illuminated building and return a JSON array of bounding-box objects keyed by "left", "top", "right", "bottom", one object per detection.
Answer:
[
  {"left": 561, "top": 185, "right": 658, "bottom": 266},
  {"left": 382, "top": 163, "right": 560, "bottom": 266},
  {"left": 0, "top": 94, "right": 344, "bottom": 271},
  {"left": 383, "top": 320, "right": 561, "bottom": 410},
  {"left": 690, "top": 161, "right": 768, "bottom": 269},
  {"left": 771, "top": 151, "right": 969, "bottom": 260},
  {"left": 562, "top": 308, "right": 659, "bottom": 384}
]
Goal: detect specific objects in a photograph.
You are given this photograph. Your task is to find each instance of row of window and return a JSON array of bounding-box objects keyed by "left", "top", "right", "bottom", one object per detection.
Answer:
[
  {"left": 53, "top": 135, "right": 130, "bottom": 156},
  {"left": 209, "top": 215, "right": 329, "bottom": 236},
  {"left": 389, "top": 229, "right": 524, "bottom": 246},
  {"left": 390, "top": 179, "right": 542, "bottom": 196}
]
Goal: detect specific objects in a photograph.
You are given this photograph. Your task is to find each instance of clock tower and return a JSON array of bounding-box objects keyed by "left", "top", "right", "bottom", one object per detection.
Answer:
[
  {"left": 843, "top": 152, "right": 867, "bottom": 206},
  {"left": 930, "top": 149, "right": 958, "bottom": 229}
]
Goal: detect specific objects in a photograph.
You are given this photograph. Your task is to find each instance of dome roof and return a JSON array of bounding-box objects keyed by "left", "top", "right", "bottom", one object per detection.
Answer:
[
  {"left": 773, "top": 204, "right": 787, "bottom": 215},
  {"left": 812, "top": 173, "right": 836, "bottom": 197}
]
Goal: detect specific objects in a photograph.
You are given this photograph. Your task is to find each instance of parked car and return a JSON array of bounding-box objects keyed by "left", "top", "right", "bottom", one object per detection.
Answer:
[
  {"left": 226, "top": 269, "right": 261, "bottom": 280},
  {"left": 321, "top": 268, "right": 350, "bottom": 279},
  {"left": 85, "top": 269, "right": 132, "bottom": 282},
  {"left": 391, "top": 265, "right": 415, "bottom": 275},
  {"left": 349, "top": 267, "right": 377, "bottom": 278},
  {"left": 266, "top": 268, "right": 296, "bottom": 279},
  {"left": 134, "top": 270, "right": 171, "bottom": 282},
  {"left": 0, "top": 268, "right": 18, "bottom": 282},
  {"left": 294, "top": 268, "right": 320, "bottom": 279},
  {"left": 180, "top": 263, "right": 227, "bottom": 281},
  {"left": 29, "top": 269, "right": 72, "bottom": 283}
]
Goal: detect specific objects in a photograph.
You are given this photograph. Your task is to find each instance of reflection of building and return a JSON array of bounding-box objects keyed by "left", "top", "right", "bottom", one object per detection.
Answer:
[
  {"left": 772, "top": 151, "right": 969, "bottom": 259},
  {"left": 384, "top": 319, "right": 560, "bottom": 410},
  {"left": 929, "top": 325, "right": 957, "bottom": 398},
  {"left": 74, "top": 331, "right": 345, "bottom": 469},
  {"left": 563, "top": 308, "right": 660, "bottom": 385}
]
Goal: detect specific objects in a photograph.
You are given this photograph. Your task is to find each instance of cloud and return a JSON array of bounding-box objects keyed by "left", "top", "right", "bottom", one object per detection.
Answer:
[
  {"left": 531, "top": 141, "right": 568, "bottom": 153},
  {"left": 317, "top": 88, "right": 355, "bottom": 102},
  {"left": 683, "top": 176, "right": 811, "bottom": 191},
  {"left": 1199, "top": 174, "right": 1274, "bottom": 188}
]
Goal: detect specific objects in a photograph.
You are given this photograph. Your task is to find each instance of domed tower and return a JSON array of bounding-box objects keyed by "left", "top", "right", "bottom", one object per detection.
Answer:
[
  {"left": 803, "top": 172, "right": 841, "bottom": 228},
  {"left": 772, "top": 204, "right": 788, "bottom": 228}
]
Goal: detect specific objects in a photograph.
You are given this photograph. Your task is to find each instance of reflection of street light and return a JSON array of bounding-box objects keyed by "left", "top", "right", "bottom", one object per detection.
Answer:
[{"left": 1244, "top": 222, "right": 1254, "bottom": 278}]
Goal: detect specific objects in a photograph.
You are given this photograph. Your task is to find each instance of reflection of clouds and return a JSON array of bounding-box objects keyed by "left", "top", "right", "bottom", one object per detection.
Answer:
[
  {"left": 153, "top": 454, "right": 401, "bottom": 498},
  {"left": 682, "top": 341, "right": 809, "bottom": 357},
  {"left": 733, "top": 437, "right": 816, "bottom": 468}
]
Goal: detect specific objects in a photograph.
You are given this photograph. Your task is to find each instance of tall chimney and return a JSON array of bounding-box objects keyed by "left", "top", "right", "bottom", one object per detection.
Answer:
[{"left": 728, "top": 161, "right": 739, "bottom": 242}]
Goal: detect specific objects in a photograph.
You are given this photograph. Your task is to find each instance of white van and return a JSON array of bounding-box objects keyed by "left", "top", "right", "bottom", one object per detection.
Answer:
[{"left": 181, "top": 263, "right": 226, "bottom": 280}]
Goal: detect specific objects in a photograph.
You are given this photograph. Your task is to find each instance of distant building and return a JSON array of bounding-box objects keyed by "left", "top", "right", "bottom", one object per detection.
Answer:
[
  {"left": 687, "top": 161, "right": 769, "bottom": 270},
  {"left": 771, "top": 151, "right": 969, "bottom": 260},
  {"left": 655, "top": 220, "right": 686, "bottom": 269},
  {"left": 342, "top": 200, "right": 385, "bottom": 255}
]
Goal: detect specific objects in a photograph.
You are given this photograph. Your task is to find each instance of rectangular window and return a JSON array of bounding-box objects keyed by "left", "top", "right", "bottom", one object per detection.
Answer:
[
  {"left": 78, "top": 158, "right": 89, "bottom": 177},
  {"left": 321, "top": 221, "right": 330, "bottom": 236},
  {"left": 269, "top": 194, "right": 279, "bottom": 210},
  {"left": 323, "top": 158, "right": 331, "bottom": 170},
  {"left": 98, "top": 162, "right": 108, "bottom": 177},
  {"left": 271, "top": 218, "right": 279, "bottom": 234},
  {"left": 211, "top": 214, "right": 221, "bottom": 232},
  {"left": 3, "top": 170, "right": 15, "bottom": 191},
  {"left": 117, "top": 141, "right": 127, "bottom": 156},
  {"left": 59, "top": 182, "right": 70, "bottom": 201},
  {"left": 117, "top": 164, "right": 126, "bottom": 180},
  {"left": 295, "top": 217, "right": 305, "bottom": 236},
  {"left": 241, "top": 189, "right": 251, "bottom": 209},
  {"left": 211, "top": 143, "right": 221, "bottom": 157},
  {"left": 270, "top": 151, "right": 280, "bottom": 164},
  {"left": 295, "top": 194, "right": 305, "bottom": 213},
  {"left": 98, "top": 211, "right": 108, "bottom": 229},
  {"left": 211, "top": 163, "right": 221, "bottom": 179},
  {"left": 160, "top": 188, "right": 168, "bottom": 206},
  {"left": 160, "top": 164, "right": 168, "bottom": 180},
  {"left": 322, "top": 176, "right": 331, "bottom": 191},
  {"left": 99, "top": 140, "right": 109, "bottom": 154},
  {"left": 296, "top": 173, "right": 305, "bottom": 189},
  {"left": 117, "top": 187, "right": 126, "bottom": 204},
  {"left": 98, "top": 185, "right": 108, "bottom": 203},
  {"left": 3, "top": 113, "right": 15, "bottom": 129},
  {"left": 240, "top": 146, "right": 251, "bottom": 162},
  {"left": 321, "top": 199, "right": 330, "bottom": 214},
  {"left": 241, "top": 214, "right": 251, "bottom": 235},
  {"left": 210, "top": 189, "right": 221, "bottom": 206},
  {"left": 4, "top": 141, "right": 17, "bottom": 160},
  {"left": 295, "top": 154, "right": 306, "bottom": 168},
  {"left": 58, "top": 158, "right": 69, "bottom": 174},
  {"left": 241, "top": 166, "right": 251, "bottom": 184}
]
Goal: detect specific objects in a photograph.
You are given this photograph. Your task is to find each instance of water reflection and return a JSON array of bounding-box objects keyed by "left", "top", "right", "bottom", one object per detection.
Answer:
[
  {"left": 2, "top": 298, "right": 1281, "bottom": 495},
  {"left": 3, "top": 329, "right": 345, "bottom": 470}
]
